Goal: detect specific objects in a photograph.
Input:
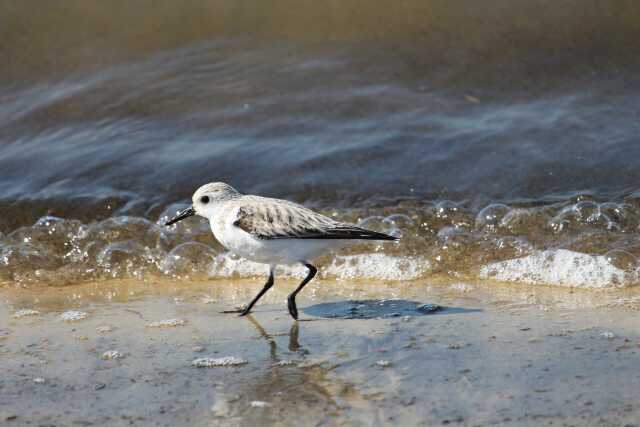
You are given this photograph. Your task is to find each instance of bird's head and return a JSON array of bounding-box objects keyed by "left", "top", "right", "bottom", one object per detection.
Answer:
[{"left": 165, "top": 182, "right": 240, "bottom": 226}]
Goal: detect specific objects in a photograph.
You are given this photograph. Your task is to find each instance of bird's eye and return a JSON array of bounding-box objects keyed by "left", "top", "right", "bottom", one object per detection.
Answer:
[{"left": 200, "top": 196, "right": 210, "bottom": 204}]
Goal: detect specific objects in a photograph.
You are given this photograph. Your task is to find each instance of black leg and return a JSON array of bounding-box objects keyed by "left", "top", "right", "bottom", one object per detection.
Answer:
[
  {"left": 223, "top": 266, "right": 275, "bottom": 316},
  {"left": 287, "top": 264, "right": 317, "bottom": 320},
  {"left": 240, "top": 267, "right": 275, "bottom": 316}
]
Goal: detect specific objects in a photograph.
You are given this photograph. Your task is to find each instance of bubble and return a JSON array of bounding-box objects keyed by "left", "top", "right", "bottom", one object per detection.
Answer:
[
  {"left": 449, "top": 283, "right": 474, "bottom": 292},
  {"left": 492, "top": 236, "right": 534, "bottom": 259},
  {"left": 604, "top": 249, "right": 637, "bottom": 271},
  {"left": 60, "top": 310, "right": 89, "bottom": 322},
  {"left": 96, "top": 240, "right": 158, "bottom": 278},
  {"left": 550, "top": 200, "right": 619, "bottom": 232},
  {"left": 101, "top": 350, "right": 124, "bottom": 360},
  {"left": 162, "top": 242, "right": 218, "bottom": 277},
  {"left": 599, "top": 203, "right": 639, "bottom": 231},
  {"left": 549, "top": 201, "right": 613, "bottom": 233},
  {"left": 191, "top": 356, "right": 248, "bottom": 367},
  {"left": 600, "top": 332, "right": 616, "bottom": 340},
  {"left": 431, "top": 226, "right": 477, "bottom": 272},
  {"left": 88, "top": 216, "right": 161, "bottom": 248},
  {"left": 574, "top": 201, "right": 600, "bottom": 219},
  {"left": 425, "top": 201, "right": 475, "bottom": 234},
  {"left": 158, "top": 204, "right": 218, "bottom": 250},
  {"left": 499, "top": 208, "right": 549, "bottom": 236},
  {"left": 384, "top": 213, "right": 414, "bottom": 225},
  {"left": 357, "top": 216, "right": 393, "bottom": 233},
  {"left": 7, "top": 216, "right": 84, "bottom": 258},
  {"left": 475, "top": 203, "right": 510, "bottom": 232},
  {"left": 436, "top": 225, "right": 470, "bottom": 241},
  {"left": 434, "top": 201, "right": 459, "bottom": 219},
  {"left": 13, "top": 309, "right": 40, "bottom": 318},
  {"left": 0, "top": 243, "right": 59, "bottom": 279},
  {"left": 146, "top": 318, "right": 187, "bottom": 328}
]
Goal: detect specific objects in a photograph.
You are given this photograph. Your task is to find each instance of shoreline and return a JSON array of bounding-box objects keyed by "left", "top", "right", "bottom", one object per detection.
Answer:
[{"left": 1, "top": 280, "right": 640, "bottom": 426}]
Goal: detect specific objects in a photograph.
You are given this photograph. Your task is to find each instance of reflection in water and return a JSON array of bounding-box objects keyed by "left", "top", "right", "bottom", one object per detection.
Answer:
[
  {"left": 288, "top": 322, "right": 301, "bottom": 353},
  {"left": 245, "top": 315, "right": 304, "bottom": 361},
  {"left": 222, "top": 315, "right": 382, "bottom": 426},
  {"left": 220, "top": 316, "right": 341, "bottom": 426}
]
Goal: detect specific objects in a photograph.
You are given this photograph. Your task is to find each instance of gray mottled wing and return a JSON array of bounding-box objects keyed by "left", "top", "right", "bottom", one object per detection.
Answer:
[{"left": 233, "top": 199, "right": 397, "bottom": 241}]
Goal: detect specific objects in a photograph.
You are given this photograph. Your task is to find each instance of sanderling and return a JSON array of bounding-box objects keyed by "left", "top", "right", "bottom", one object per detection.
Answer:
[{"left": 165, "top": 182, "right": 398, "bottom": 319}]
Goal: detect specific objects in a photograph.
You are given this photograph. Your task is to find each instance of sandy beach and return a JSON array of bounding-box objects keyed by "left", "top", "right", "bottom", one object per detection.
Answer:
[{"left": 2, "top": 278, "right": 639, "bottom": 427}]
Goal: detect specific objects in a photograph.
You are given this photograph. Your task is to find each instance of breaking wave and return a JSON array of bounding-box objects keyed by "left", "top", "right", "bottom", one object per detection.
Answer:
[{"left": 2, "top": 196, "right": 640, "bottom": 289}]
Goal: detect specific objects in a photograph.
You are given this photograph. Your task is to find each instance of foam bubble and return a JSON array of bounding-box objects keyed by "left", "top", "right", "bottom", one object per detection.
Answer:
[
  {"left": 604, "top": 249, "right": 638, "bottom": 271},
  {"left": 8, "top": 216, "right": 84, "bottom": 258},
  {"left": 449, "top": 283, "right": 474, "bottom": 292},
  {"left": 209, "top": 252, "right": 429, "bottom": 281},
  {"left": 475, "top": 203, "right": 511, "bottom": 232},
  {"left": 1, "top": 243, "right": 59, "bottom": 275},
  {"left": 480, "top": 249, "right": 638, "bottom": 288},
  {"left": 96, "top": 240, "right": 164, "bottom": 278},
  {"left": 209, "top": 253, "right": 290, "bottom": 278},
  {"left": 324, "top": 254, "right": 429, "bottom": 281},
  {"left": 162, "top": 242, "right": 217, "bottom": 277},
  {"left": 146, "top": 318, "right": 187, "bottom": 328},
  {"left": 101, "top": 350, "right": 124, "bottom": 360},
  {"left": 60, "top": 310, "right": 89, "bottom": 321},
  {"left": 13, "top": 309, "right": 40, "bottom": 318},
  {"left": 88, "top": 216, "right": 161, "bottom": 248},
  {"left": 432, "top": 201, "right": 474, "bottom": 228},
  {"left": 191, "top": 356, "right": 247, "bottom": 367},
  {"left": 549, "top": 201, "right": 618, "bottom": 233},
  {"left": 158, "top": 204, "right": 218, "bottom": 250}
]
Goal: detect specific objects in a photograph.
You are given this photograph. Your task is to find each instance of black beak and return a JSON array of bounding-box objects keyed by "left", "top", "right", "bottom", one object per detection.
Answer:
[{"left": 165, "top": 206, "right": 195, "bottom": 226}]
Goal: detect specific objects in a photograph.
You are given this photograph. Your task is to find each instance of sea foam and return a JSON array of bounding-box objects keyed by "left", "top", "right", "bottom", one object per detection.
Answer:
[{"left": 480, "top": 249, "right": 638, "bottom": 289}]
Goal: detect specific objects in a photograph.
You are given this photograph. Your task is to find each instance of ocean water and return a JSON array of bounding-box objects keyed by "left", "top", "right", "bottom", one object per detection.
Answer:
[{"left": 2, "top": 1, "right": 640, "bottom": 288}]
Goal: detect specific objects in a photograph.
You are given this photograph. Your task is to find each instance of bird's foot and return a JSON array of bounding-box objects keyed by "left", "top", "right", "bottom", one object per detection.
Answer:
[{"left": 221, "top": 306, "right": 249, "bottom": 316}]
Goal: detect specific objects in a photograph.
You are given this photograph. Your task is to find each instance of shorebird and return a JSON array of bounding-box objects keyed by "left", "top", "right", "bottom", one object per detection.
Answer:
[{"left": 165, "top": 182, "right": 398, "bottom": 319}]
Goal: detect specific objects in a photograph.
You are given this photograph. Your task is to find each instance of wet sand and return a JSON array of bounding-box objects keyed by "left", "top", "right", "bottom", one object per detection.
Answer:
[{"left": 1, "top": 279, "right": 639, "bottom": 426}]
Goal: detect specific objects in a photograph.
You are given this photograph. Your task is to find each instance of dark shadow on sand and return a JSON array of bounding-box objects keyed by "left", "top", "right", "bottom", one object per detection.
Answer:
[{"left": 302, "top": 299, "right": 481, "bottom": 319}]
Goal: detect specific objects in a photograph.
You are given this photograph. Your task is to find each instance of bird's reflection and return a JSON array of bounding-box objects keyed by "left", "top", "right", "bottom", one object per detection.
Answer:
[
  {"left": 288, "top": 322, "right": 300, "bottom": 352},
  {"left": 244, "top": 315, "right": 306, "bottom": 362}
]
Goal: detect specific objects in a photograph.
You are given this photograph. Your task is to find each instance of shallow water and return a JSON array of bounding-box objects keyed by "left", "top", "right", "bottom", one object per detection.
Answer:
[
  {"left": 2, "top": 281, "right": 640, "bottom": 426},
  {"left": 2, "top": 2, "right": 640, "bottom": 289}
]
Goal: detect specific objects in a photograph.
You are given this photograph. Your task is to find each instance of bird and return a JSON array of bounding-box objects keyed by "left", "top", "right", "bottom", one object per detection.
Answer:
[{"left": 165, "top": 182, "right": 398, "bottom": 320}]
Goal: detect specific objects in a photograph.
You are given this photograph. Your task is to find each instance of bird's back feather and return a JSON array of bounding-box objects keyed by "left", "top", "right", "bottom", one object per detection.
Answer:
[{"left": 232, "top": 196, "right": 398, "bottom": 241}]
